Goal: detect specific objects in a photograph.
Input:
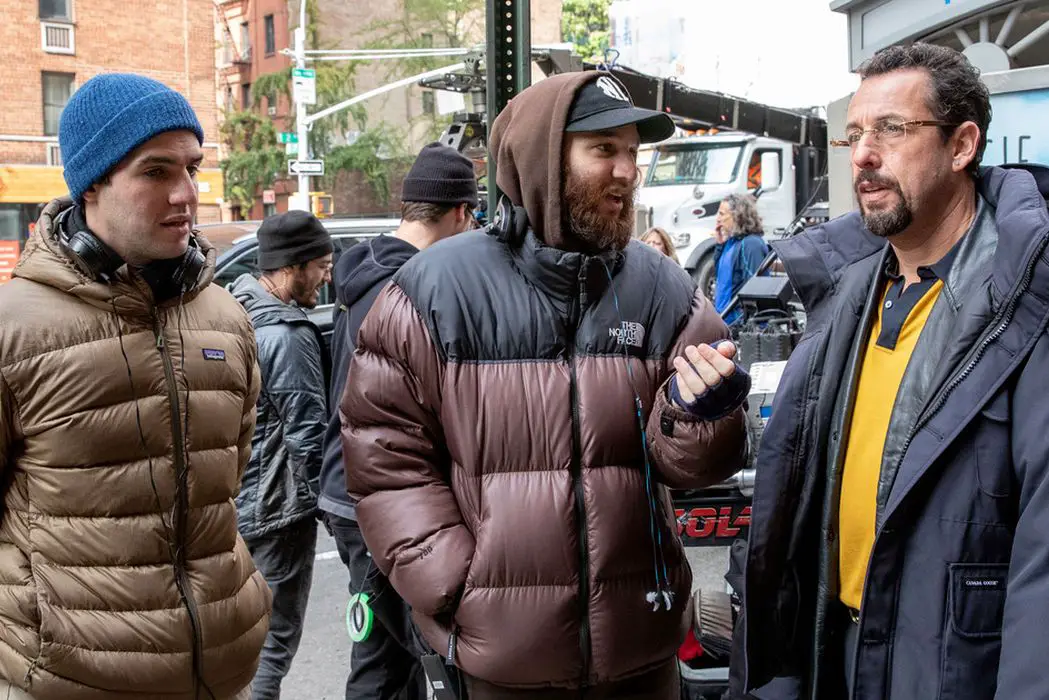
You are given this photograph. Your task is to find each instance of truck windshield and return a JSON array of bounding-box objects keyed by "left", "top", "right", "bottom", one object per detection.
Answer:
[{"left": 646, "top": 143, "right": 744, "bottom": 186}]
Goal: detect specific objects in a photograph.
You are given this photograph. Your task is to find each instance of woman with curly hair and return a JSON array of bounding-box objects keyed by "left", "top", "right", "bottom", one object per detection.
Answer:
[
  {"left": 641, "top": 226, "right": 680, "bottom": 264},
  {"left": 714, "top": 193, "right": 770, "bottom": 323}
]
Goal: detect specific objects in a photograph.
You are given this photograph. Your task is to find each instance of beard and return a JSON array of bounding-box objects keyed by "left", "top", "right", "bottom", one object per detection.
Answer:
[
  {"left": 289, "top": 272, "right": 319, "bottom": 309},
  {"left": 856, "top": 170, "right": 912, "bottom": 238},
  {"left": 562, "top": 166, "right": 637, "bottom": 252}
]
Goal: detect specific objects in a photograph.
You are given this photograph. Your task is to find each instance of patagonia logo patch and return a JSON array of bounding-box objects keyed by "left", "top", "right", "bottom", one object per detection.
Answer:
[
  {"left": 962, "top": 577, "right": 1004, "bottom": 590},
  {"left": 202, "top": 348, "right": 226, "bottom": 361}
]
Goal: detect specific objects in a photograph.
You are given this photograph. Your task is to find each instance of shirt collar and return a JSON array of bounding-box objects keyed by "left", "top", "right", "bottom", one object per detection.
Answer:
[{"left": 884, "top": 196, "right": 983, "bottom": 283}]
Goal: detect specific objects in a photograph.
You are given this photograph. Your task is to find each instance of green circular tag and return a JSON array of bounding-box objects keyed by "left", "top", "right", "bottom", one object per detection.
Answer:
[{"left": 347, "top": 592, "right": 374, "bottom": 643}]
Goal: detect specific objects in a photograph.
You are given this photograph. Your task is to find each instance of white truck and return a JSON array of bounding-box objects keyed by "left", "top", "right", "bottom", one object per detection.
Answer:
[
  {"left": 600, "top": 67, "right": 829, "bottom": 298},
  {"left": 637, "top": 133, "right": 815, "bottom": 296}
]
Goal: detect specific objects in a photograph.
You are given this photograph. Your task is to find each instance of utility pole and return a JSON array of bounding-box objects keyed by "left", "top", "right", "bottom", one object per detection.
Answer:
[
  {"left": 292, "top": 0, "right": 310, "bottom": 211},
  {"left": 485, "top": 0, "right": 531, "bottom": 215}
]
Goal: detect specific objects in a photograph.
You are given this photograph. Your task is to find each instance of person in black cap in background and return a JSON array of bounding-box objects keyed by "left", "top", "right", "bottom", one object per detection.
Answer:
[
  {"left": 341, "top": 73, "right": 749, "bottom": 699},
  {"left": 231, "top": 210, "right": 334, "bottom": 700},
  {"left": 319, "top": 143, "right": 478, "bottom": 700}
]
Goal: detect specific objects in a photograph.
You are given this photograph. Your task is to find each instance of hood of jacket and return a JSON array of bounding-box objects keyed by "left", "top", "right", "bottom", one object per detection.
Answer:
[
  {"left": 15, "top": 197, "right": 217, "bottom": 319},
  {"left": 489, "top": 71, "right": 608, "bottom": 249},
  {"left": 335, "top": 234, "right": 418, "bottom": 309}
]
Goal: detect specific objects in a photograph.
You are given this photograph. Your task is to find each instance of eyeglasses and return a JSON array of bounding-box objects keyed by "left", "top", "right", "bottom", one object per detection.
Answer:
[{"left": 830, "top": 120, "right": 959, "bottom": 149}]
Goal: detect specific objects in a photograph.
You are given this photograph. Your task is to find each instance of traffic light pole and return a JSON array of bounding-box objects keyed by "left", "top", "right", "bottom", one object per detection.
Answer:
[
  {"left": 485, "top": 0, "right": 531, "bottom": 215},
  {"left": 292, "top": 5, "right": 310, "bottom": 212}
]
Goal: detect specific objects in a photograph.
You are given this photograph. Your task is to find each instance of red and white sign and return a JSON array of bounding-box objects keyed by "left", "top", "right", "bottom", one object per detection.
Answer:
[{"left": 262, "top": 189, "right": 276, "bottom": 205}]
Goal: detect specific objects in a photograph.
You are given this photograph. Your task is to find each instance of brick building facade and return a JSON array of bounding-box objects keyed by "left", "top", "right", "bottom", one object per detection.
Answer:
[
  {"left": 0, "top": 0, "right": 225, "bottom": 274},
  {"left": 218, "top": 0, "right": 563, "bottom": 220}
]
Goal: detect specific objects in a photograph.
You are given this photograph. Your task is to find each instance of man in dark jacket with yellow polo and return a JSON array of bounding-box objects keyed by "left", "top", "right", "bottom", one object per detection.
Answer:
[{"left": 739, "top": 43, "right": 1049, "bottom": 700}]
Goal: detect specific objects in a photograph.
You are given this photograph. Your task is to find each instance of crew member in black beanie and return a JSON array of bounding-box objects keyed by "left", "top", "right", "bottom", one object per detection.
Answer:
[
  {"left": 229, "top": 209, "right": 333, "bottom": 700},
  {"left": 400, "top": 141, "right": 480, "bottom": 210},
  {"left": 320, "top": 142, "right": 477, "bottom": 700}
]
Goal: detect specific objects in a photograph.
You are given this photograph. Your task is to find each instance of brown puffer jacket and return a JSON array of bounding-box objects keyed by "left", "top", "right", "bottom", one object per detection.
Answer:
[
  {"left": 0, "top": 198, "right": 271, "bottom": 699},
  {"left": 341, "top": 72, "right": 748, "bottom": 690}
]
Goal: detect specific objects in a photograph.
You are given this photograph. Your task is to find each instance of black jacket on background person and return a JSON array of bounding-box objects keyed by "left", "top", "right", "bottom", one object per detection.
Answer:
[
  {"left": 232, "top": 273, "right": 329, "bottom": 538},
  {"left": 318, "top": 235, "right": 419, "bottom": 520}
]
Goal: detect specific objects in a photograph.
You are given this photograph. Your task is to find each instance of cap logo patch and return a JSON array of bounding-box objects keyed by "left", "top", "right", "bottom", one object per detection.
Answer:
[{"left": 596, "top": 76, "right": 630, "bottom": 104}]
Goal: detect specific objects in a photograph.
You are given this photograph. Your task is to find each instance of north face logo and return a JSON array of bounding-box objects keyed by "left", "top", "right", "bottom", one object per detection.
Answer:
[
  {"left": 596, "top": 76, "right": 631, "bottom": 103},
  {"left": 609, "top": 321, "right": 646, "bottom": 348}
]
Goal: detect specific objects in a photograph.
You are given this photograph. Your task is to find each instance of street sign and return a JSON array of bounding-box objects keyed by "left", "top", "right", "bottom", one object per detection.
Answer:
[
  {"left": 285, "top": 141, "right": 299, "bottom": 156},
  {"left": 288, "top": 159, "right": 325, "bottom": 176},
  {"left": 262, "top": 189, "right": 276, "bottom": 205},
  {"left": 292, "top": 68, "right": 316, "bottom": 106},
  {"left": 278, "top": 132, "right": 299, "bottom": 144}
]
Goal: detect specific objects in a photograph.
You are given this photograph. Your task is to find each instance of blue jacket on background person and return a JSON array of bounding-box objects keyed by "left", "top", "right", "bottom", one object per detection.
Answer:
[{"left": 713, "top": 232, "right": 769, "bottom": 324}]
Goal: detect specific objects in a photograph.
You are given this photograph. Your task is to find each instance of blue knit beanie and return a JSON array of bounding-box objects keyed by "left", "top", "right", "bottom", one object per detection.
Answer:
[{"left": 59, "top": 73, "right": 204, "bottom": 202}]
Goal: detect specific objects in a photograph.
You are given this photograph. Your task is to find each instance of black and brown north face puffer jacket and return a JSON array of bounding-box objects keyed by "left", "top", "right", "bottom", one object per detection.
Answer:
[{"left": 341, "top": 209, "right": 748, "bottom": 690}]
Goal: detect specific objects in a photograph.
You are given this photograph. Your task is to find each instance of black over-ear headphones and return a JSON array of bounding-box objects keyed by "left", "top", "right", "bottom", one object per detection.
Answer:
[{"left": 59, "top": 206, "right": 206, "bottom": 292}]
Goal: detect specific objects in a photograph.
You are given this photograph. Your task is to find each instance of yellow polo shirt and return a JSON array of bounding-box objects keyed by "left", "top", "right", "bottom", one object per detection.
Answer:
[{"left": 838, "top": 271, "right": 945, "bottom": 611}]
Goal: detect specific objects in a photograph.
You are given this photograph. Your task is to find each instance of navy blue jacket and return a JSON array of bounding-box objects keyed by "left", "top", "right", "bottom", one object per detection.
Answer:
[
  {"left": 739, "top": 167, "right": 1049, "bottom": 699},
  {"left": 318, "top": 235, "right": 418, "bottom": 520}
]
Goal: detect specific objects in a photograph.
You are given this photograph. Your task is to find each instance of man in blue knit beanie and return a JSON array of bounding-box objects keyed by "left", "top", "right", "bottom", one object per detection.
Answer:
[{"left": 0, "top": 73, "right": 271, "bottom": 699}]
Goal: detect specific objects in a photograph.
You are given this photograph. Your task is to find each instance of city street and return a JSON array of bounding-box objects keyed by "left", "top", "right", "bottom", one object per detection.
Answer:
[{"left": 281, "top": 528, "right": 730, "bottom": 699}]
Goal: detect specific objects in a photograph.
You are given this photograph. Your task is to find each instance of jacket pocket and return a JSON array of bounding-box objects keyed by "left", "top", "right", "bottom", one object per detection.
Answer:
[
  {"left": 973, "top": 391, "right": 1013, "bottom": 500},
  {"left": 939, "top": 563, "right": 1006, "bottom": 699}
]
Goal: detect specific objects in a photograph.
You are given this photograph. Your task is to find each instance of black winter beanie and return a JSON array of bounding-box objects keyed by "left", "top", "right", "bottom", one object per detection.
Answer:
[
  {"left": 257, "top": 210, "right": 334, "bottom": 271},
  {"left": 401, "top": 142, "right": 478, "bottom": 206}
]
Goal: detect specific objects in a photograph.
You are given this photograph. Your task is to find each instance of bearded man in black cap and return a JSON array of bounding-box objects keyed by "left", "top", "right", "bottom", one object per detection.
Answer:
[
  {"left": 341, "top": 73, "right": 749, "bottom": 698},
  {"left": 231, "top": 210, "right": 334, "bottom": 700}
]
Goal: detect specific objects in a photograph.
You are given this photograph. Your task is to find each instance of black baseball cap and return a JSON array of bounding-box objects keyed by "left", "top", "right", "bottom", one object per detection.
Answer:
[{"left": 565, "top": 75, "right": 676, "bottom": 144}]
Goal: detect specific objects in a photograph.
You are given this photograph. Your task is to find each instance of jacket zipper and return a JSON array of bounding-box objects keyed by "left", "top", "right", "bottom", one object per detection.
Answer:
[
  {"left": 154, "top": 316, "right": 206, "bottom": 693},
  {"left": 567, "top": 291, "right": 591, "bottom": 686}
]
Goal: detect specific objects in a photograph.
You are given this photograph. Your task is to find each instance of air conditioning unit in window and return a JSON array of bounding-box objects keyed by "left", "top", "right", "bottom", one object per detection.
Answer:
[
  {"left": 267, "top": 106, "right": 277, "bottom": 116},
  {"left": 46, "top": 143, "right": 62, "bottom": 167},
  {"left": 41, "top": 22, "right": 75, "bottom": 55}
]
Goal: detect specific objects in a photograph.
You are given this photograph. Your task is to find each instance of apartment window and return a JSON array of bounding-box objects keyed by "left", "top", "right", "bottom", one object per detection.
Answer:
[
  {"left": 39, "top": 0, "right": 71, "bottom": 21},
  {"left": 264, "top": 15, "right": 275, "bottom": 56},
  {"left": 221, "top": 34, "right": 233, "bottom": 66},
  {"left": 42, "top": 72, "right": 74, "bottom": 136},
  {"left": 263, "top": 202, "right": 277, "bottom": 218},
  {"left": 421, "top": 90, "right": 435, "bottom": 116},
  {"left": 240, "top": 22, "right": 251, "bottom": 60},
  {"left": 420, "top": 33, "right": 433, "bottom": 48},
  {"left": 241, "top": 83, "right": 252, "bottom": 110}
]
